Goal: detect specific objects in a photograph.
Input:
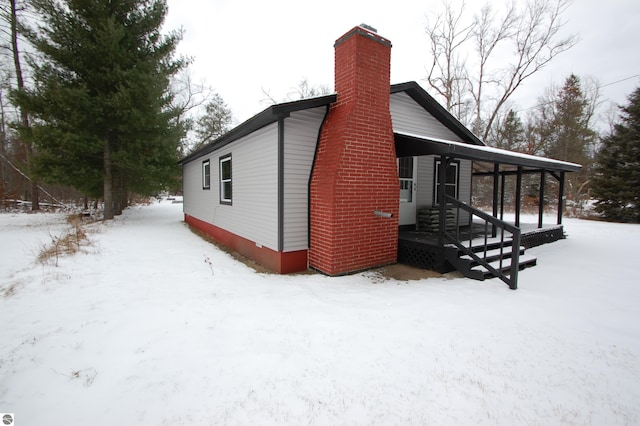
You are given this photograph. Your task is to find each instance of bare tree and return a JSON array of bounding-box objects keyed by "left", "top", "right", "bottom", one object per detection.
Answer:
[
  {"left": 287, "top": 78, "right": 331, "bottom": 100},
  {"left": 171, "top": 69, "right": 234, "bottom": 155},
  {"left": 602, "top": 101, "right": 621, "bottom": 136},
  {"left": 172, "top": 70, "right": 206, "bottom": 153},
  {"left": 261, "top": 77, "right": 331, "bottom": 106},
  {"left": 425, "top": 0, "right": 578, "bottom": 142},
  {"left": 424, "top": 0, "right": 474, "bottom": 115},
  {"left": 3, "top": 0, "right": 39, "bottom": 209},
  {"left": 0, "top": 88, "right": 8, "bottom": 199},
  {"left": 172, "top": 69, "right": 217, "bottom": 120},
  {"left": 468, "top": 2, "right": 517, "bottom": 135},
  {"left": 481, "top": 0, "right": 578, "bottom": 141}
]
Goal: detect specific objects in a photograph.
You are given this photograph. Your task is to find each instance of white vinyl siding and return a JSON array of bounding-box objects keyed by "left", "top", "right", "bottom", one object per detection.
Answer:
[
  {"left": 282, "top": 107, "right": 326, "bottom": 252},
  {"left": 390, "top": 91, "right": 464, "bottom": 142},
  {"left": 184, "top": 108, "right": 325, "bottom": 254},
  {"left": 183, "top": 123, "right": 279, "bottom": 251},
  {"left": 184, "top": 158, "right": 217, "bottom": 220},
  {"left": 416, "top": 156, "right": 433, "bottom": 207}
]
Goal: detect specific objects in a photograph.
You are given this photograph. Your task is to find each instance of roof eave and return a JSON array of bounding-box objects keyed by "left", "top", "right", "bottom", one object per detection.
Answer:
[
  {"left": 179, "top": 94, "right": 337, "bottom": 165},
  {"left": 395, "top": 132, "right": 582, "bottom": 173},
  {"left": 391, "top": 81, "right": 485, "bottom": 146}
]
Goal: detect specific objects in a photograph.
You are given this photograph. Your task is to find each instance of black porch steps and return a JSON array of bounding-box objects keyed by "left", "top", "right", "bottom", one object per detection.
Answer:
[
  {"left": 467, "top": 254, "right": 537, "bottom": 280},
  {"left": 445, "top": 238, "right": 537, "bottom": 282},
  {"left": 459, "top": 246, "right": 525, "bottom": 263}
]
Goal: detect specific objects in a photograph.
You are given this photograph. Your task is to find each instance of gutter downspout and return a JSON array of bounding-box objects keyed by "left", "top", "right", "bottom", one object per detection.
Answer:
[{"left": 277, "top": 116, "right": 286, "bottom": 252}]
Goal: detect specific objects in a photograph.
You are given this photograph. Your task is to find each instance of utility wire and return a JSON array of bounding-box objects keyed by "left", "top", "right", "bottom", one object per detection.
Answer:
[
  {"left": 515, "top": 73, "right": 640, "bottom": 113},
  {"left": 599, "top": 74, "right": 640, "bottom": 88}
]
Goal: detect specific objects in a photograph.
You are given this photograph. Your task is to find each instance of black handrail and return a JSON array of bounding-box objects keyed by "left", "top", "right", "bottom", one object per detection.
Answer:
[{"left": 443, "top": 195, "right": 521, "bottom": 289}]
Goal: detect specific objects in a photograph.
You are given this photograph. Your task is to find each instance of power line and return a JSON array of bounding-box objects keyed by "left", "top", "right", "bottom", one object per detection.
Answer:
[
  {"left": 514, "top": 73, "right": 640, "bottom": 113},
  {"left": 600, "top": 74, "right": 640, "bottom": 89}
]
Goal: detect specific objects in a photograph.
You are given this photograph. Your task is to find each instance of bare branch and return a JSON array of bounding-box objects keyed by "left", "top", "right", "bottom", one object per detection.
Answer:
[
  {"left": 259, "top": 87, "right": 278, "bottom": 105},
  {"left": 261, "top": 77, "right": 330, "bottom": 107},
  {"left": 481, "top": 0, "right": 579, "bottom": 141},
  {"left": 424, "top": 0, "right": 475, "bottom": 111},
  {"left": 469, "top": 1, "right": 518, "bottom": 133},
  {"left": 424, "top": 0, "right": 579, "bottom": 142},
  {"left": 286, "top": 77, "right": 331, "bottom": 100}
]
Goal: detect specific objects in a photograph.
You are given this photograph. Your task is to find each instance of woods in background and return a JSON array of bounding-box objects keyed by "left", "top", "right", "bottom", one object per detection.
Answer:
[
  {"left": 0, "top": 0, "right": 636, "bottom": 222},
  {"left": 0, "top": 0, "right": 231, "bottom": 217},
  {"left": 424, "top": 0, "right": 638, "bottom": 222}
]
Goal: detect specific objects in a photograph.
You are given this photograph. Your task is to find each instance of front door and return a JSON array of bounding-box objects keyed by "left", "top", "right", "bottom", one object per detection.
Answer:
[{"left": 398, "top": 157, "right": 417, "bottom": 226}]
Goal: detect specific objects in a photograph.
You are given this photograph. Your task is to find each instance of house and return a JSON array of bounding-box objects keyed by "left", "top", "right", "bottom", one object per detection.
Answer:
[{"left": 179, "top": 25, "right": 580, "bottom": 289}]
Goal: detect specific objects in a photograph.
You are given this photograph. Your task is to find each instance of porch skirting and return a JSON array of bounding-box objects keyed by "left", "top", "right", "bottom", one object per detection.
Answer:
[
  {"left": 520, "top": 225, "right": 565, "bottom": 248},
  {"left": 397, "top": 237, "right": 451, "bottom": 273}
]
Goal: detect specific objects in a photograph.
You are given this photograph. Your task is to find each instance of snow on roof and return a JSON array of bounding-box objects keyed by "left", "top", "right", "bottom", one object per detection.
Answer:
[{"left": 395, "top": 131, "right": 582, "bottom": 172}]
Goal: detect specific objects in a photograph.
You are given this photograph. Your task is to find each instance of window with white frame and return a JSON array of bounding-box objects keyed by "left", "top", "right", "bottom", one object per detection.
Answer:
[
  {"left": 398, "top": 157, "right": 414, "bottom": 203},
  {"left": 219, "top": 154, "right": 232, "bottom": 204},
  {"left": 202, "top": 159, "right": 210, "bottom": 189},
  {"left": 434, "top": 159, "right": 459, "bottom": 204}
]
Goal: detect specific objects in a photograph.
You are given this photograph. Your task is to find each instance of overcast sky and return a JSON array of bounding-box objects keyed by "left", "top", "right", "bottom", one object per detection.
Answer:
[{"left": 164, "top": 0, "right": 640, "bottom": 128}]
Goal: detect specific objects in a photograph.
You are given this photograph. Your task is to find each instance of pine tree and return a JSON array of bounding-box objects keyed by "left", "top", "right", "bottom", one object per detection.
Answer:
[
  {"left": 493, "top": 109, "right": 526, "bottom": 151},
  {"left": 591, "top": 87, "right": 640, "bottom": 222},
  {"left": 535, "top": 74, "right": 598, "bottom": 205},
  {"left": 542, "top": 75, "right": 597, "bottom": 165},
  {"left": 12, "top": 0, "right": 186, "bottom": 219},
  {"left": 192, "top": 94, "right": 233, "bottom": 152}
]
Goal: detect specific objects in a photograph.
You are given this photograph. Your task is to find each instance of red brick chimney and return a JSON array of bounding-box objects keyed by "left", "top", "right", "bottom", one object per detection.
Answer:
[{"left": 309, "top": 25, "right": 399, "bottom": 275}]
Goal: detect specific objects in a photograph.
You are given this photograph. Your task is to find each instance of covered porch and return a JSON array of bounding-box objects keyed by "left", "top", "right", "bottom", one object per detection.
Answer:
[{"left": 394, "top": 132, "right": 582, "bottom": 289}]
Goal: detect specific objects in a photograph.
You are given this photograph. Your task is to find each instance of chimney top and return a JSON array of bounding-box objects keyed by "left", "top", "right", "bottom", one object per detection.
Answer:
[
  {"left": 359, "top": 23, "right": 377, "bottom": 33},
  {"left": 334, "top": 24, "right": 391, "bottom": 48}
]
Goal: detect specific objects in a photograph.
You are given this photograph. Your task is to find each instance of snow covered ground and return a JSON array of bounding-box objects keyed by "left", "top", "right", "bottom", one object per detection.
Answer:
[{"left": 1, "top": 200, "right": 639, "bottom": 425}]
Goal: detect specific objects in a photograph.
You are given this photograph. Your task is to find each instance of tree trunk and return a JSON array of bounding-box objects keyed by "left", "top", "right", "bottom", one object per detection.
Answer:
[
  {"left": 120, "top": 187, "right": 128, "bottom": 213},
  {"left": 0, "top": 92, "right": 7, "bottom": 201},
  {"left": 103, "top": 141, "right": 114, "bottom": 220},
  {"left": 112, "top": 167, "right": 128, "bottom": 215},
  {"left": 30, "top": 179, "right": 39, "bottom": 209},
  {"left": 10, "top": 0, "right": 39, "bottom": 210}
]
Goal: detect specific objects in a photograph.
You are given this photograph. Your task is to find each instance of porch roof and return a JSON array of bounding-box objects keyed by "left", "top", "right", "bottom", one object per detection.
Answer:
[{"left": 394, "top": 132, "right": 582, "bottom": 173}]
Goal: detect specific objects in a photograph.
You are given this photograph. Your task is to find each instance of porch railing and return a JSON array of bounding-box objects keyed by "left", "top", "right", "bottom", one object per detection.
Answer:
[{"left": 443, "top": 195, "right": 521, "bottom": 289}]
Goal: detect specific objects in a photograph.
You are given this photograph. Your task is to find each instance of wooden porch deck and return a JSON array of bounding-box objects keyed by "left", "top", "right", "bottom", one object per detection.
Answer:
[{"left": 397, "top": 222, "right": 565, "bottom": 273}]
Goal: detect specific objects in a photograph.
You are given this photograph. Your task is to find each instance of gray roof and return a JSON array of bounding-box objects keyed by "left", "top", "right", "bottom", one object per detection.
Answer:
[
  {"left": 180, "top": 81, "right": 581, "bottom": 173},
  {"left": 395, "top": 132, "right": 582, "bottom": 172},
  {"left": 179, "top": 94, "right": 337, "bottom": 165}
]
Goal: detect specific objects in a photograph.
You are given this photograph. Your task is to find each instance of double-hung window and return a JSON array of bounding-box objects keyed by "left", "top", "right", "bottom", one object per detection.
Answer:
[
  {"left": 398, "top": 157, "right": 414, "bottom": 203},
  {"left": 219, "top": 154, "right": 232, "bottom": 204},
  {"left": 202, "top": 160, "right": 210, "bottom": 190}
]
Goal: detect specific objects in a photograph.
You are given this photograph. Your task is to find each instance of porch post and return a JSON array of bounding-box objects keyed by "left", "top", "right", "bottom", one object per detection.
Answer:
[
  {"left": 438, "top": 155, "right": 447, "bottom": 246},
  {"left": 538, "top": 169, "right": 546, "bottom": 229},
  {"left": 500, "top": 173, "right": 506, "bottom": 220},
  {"left": 515, "top": 166, "right": 523, "bottom": 227},
  {"left": 557, "top": 171, "right": 565, "bottom": 225},
  {"left": 492, "top": 163, "right": 499, "bottom": 237}
]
